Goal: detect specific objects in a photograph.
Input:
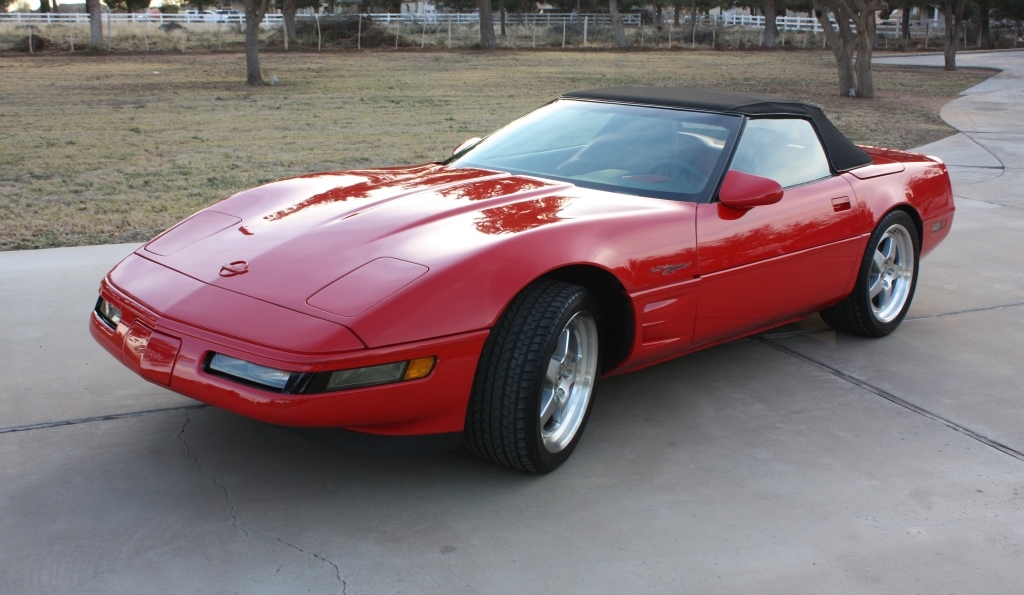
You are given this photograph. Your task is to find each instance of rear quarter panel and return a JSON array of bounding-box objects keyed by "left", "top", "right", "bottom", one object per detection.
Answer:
[{"left": 845, "top": 147, "right": 955, "bottom": 258}]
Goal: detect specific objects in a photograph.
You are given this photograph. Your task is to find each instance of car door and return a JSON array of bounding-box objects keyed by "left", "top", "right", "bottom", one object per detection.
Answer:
[{"left": 693, "top": 117, "right": 866, "bottom": 345}]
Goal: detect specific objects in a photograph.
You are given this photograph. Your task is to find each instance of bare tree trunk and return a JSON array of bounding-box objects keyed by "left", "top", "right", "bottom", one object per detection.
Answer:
[
  {"left": 609, "top": 0, "right": 628, "bottom": 47},
  {"left": 900, "top": 3, "right": 911, "bottom": 39},
  {"left": 814, "top": 0, "right": 856, "bottom": 96},
  {"left": 942, "top": 0, "right": 967, "bottom": 70},
  {"left": 764, "top": 0, "right": 779, "bottom": 48},
  {"left": 854, "top": 10, "right": 876, "bottom": 97},
  {"left": 673, "top": 2, "right": 681, "bottom": 26},
  {"left": 499, "top": 0, "right": 506, "bottom": 37},
  {"left": 283, "top": 0, "right": 297, "bottom": 45},
  {"left": 243, "top": 0, "right": 270, "bottom": 86},
  {"left": 689, "top": 0, "right": 697, "bottom": 39},
  {"left": 978, "top": 0, "right": 991, "bottom": 49},
  {"left": 40, "top": 0, "right": 51, "bottom": 13},
  {"left": 655, "top": 5, "right": 663, "bottom": 29},
  {"left": 87, "top": 0, "right": 103, "bottom": 47},
  {"left": 478, "top": 0, "right": 496, "bottom": 48}
]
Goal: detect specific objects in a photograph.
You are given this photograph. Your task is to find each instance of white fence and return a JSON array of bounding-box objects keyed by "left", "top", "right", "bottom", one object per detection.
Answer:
[
  {"left": 0, "top": 11, "right": 977, "bottom": 39},
  {"left": 0, "top": 11, "right": 645, "bottom": 26}
]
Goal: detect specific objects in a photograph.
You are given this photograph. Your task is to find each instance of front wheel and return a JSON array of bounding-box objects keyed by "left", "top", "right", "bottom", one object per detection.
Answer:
[
  {"left": 465, "top": 280, "right": 601, "bottom": 473},
  {"left": 821, "top": 210, "right": 920, "bottom": 337}
]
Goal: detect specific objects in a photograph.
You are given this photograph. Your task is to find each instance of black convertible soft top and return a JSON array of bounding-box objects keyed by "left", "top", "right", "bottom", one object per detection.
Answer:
[{"left": 562, "top": 87, "right": 873, "bottom": 173}]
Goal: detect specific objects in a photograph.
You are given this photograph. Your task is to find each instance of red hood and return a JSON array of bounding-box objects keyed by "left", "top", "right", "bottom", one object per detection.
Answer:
[
  {"left": 133, "top": 163, "right": 699, "bottom": 347},
  {"left": 138, "top": 164, "right": 580, "bottom": 316}
]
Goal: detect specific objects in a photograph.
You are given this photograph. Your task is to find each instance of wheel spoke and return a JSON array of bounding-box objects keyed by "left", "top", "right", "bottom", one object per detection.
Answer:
[
  {"left": 539, "top": 391, "right": 557, "bottom": 427},
  {"left": 872, "top": 250, "right": 885, "bottom": 274},
  {"left": 880, "top": 282, "right": 893, "bottom": 307},
  {"left": 545, "top": 356, "right": 562, "bottom": 385},
  {"left": 869, "top": 276, "right": 884, "bottom": 298},
  {"left": 879, "top": 237, "right": 894, "bottom": 261}
]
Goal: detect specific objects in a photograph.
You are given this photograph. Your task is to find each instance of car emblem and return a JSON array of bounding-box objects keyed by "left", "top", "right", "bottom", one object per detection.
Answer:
[
  {"left": 651, "top": 263, "right": 691, "bottom": 276},
  {"left": 220, "top": 261, "right": 249, "bottom": 277}
]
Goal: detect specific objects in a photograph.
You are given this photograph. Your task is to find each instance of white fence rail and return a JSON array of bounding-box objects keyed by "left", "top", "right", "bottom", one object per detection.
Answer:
[
  {"left": 0, "top": 12, "right": 645, "bottom": 26},
  {"left": 0, "top": 11, "right": 970, "bottom": 39}
]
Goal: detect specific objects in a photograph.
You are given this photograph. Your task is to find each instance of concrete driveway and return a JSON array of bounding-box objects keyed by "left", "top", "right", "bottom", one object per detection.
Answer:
[{"left": 2, "top": 52, "right": 1022, "bottom": 593}]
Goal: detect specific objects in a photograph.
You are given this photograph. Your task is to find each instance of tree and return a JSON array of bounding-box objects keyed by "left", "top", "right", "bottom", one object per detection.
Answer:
[
  {"left": 278, "top": 0, "right": 320, "bottom": 44},
  {"left": 479, "top": 0, "right": 497, "bottom": 47},
  {"left": 764, "top": 0, "right": 779, "bottom": 48},
  {"left": 87, "top": 0, "right": 104, "bottom": 47},
  {"left": 940, "top": 0, "right": 968, "bottom": 70},
  {"left": 104, "top": 0, "right": 152, "bottom": 12},
  {"left": 609, "top": 0, "right": 628, "bottom": 46},
  {"left": 243, "top": 0, "right": 271, "bottom": 85},
  {"left": 813, "top": 0, "right": 883, "bottom": 98},
  {"left": 978, "top": 0, "right": 992, "bottom": 48}
]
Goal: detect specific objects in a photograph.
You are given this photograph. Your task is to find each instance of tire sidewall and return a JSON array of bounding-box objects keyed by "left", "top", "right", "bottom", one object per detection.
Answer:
[
  {"left": 526, "top": 290, "right": 602, "bottom": 473},
  {"left": 859, "top": 211, "right": 920, "bottom": 336}
]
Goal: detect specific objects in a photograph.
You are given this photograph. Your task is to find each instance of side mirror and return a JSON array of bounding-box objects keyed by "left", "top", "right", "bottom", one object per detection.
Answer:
[
  {"left": 718, "top": 170, "right": 784, "bottom": 209},
  {"left": 452, "top": 137, "right": 482, "bottom": 156}
]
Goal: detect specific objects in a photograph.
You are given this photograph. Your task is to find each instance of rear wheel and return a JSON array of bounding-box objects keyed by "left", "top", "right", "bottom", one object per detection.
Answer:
[
  {"left": 465, "top": 279, "right": 601, "bottom": 473},
  {"left": 821, "top": 210, "right": 920, "bottom": 337}
]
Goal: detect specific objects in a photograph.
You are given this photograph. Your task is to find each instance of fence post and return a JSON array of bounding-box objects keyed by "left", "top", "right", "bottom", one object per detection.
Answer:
[
  {"left": 358, "top": 14, "right": 362, "bottom": 50},
  {"left": 447, "top": 16, "right": 451, "bottom": 49},
  {"left": 562, "top": 21, "right": 565, "bottom": 49},
  {"left": 106, "top": 12, "right": 111, "bottom": 50},
  {"left": 316, "top": 13, "right": 321, "bottom": 52},
  {"left": 29, "top": 26, "right": 33, "bottom": 54},
  {"left": 395, "top": 20, "right": 400, "bottom": 49},
  {"left": 583, "top": 16, "right": 587, "bottom": 48},
  {"left": 70, "top": 25, "right": 74, "bottom": 52}
]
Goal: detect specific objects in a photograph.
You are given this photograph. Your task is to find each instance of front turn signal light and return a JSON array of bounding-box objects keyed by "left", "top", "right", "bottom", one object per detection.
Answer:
[{"left": 404, "top": 357, "right": 436, "bottom": 381}]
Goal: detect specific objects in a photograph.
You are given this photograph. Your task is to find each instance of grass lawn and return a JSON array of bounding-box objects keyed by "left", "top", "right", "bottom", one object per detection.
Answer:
[{"left": 0, "top": 50, "right": 992, "bottom": 251}]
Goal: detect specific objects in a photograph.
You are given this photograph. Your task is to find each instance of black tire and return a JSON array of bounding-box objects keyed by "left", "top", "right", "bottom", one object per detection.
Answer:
[
  {"left": 465, "top": 279, "right": 602, "bottom": 473},
  {"left": 821, "top": 210, "right": 920, "bottom": 337}
]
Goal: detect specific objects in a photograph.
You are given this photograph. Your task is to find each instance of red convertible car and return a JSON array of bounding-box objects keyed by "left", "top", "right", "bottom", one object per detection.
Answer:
[{"left": 91, "top": 88, "right": 954, "bottom": 473}]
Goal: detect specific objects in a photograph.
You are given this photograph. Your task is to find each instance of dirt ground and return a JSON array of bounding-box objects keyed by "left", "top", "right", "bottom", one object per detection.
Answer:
[{"left": 0, "top": 50, "right": 992, "bottom": 250}]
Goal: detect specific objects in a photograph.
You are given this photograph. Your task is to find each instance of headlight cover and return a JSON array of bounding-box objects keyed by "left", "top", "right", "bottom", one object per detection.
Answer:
[
  {"left": 95, "top": 297, "right": 123, "bottom": 329},
  {"left": 204, "top": 353, "right": 436, "bottom": 394}
]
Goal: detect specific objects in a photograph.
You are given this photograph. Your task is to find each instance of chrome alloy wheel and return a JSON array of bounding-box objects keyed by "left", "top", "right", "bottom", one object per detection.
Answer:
[
  {"left": 869, "top": 224, "right": 915, "bottom": 323},
  {"left": 539, "top": 311, "right": 599, "bottom": 453}
]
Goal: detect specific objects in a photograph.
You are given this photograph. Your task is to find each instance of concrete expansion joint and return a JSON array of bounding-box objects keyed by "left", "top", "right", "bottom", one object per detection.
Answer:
[
  {"left": 960, "top": 132, "right": 1008, "bottom": 173},
  {"left": 906, "top": 301, "right": 1024, "bottom": 321},
  {"left": 955, "top": 195, "right": 1023, "bottom": 210},
  {"left": 0, "top": 404, "right": 209, "bottom": 435},
  {"left": 176, "top": 413, "right": 347, "bottom": 592},
  {"left": 754, "top": 336, "right": 1024, "bottom": 464}
]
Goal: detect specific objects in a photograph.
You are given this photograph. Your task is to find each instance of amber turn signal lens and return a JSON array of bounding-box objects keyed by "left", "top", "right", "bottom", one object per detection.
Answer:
[{"left": 403, "top": 357, "right": 436, "bottom": 381}]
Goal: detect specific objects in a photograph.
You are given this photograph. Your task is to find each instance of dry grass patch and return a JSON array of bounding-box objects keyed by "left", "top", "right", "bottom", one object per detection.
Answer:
[{"left": 0, "top": 51, "right": 992, "bottom": 250}]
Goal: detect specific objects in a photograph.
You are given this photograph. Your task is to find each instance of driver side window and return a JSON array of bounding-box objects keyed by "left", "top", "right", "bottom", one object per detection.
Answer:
[{"left": 730, "top": 118, "right": 831, "bottom": 188}]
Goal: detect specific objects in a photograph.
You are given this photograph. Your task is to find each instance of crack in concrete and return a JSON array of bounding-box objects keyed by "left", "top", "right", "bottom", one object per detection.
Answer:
[
  {"left": 755, "top": 336, "right": 1024, "bottom": 463},
  {"left": 176, "top": 413, "right": 347, "bottom": 592},
  {"left": 177, "top": 413, "right": 248, "bottom": 537},
  {"left": 251, "top": 528, "right": 347, "bottom": 592}
]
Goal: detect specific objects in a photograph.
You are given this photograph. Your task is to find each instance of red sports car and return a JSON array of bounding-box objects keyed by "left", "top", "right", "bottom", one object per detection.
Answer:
[{"left": 91, "top": 88, "right": 954, "bottom": 473}]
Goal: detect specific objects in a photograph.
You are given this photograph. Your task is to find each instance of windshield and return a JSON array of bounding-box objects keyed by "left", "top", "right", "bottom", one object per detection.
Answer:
[{"left": 449, "top": 99, "right": 741, "bottom": 203}]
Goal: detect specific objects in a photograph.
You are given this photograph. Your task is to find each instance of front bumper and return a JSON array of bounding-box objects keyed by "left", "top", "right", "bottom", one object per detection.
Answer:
[{"left": 90, "top": 278, "right": 488, "bottom": 436}]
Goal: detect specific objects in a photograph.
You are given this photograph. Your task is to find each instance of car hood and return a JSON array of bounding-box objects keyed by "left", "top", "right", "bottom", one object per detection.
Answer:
[{"left": 138, "top": 164, "right": 577, "bottom": 316}]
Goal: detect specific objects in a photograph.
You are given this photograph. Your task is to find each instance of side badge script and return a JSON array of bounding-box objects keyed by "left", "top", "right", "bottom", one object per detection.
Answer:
[
  {"left": 651, "top": 262, "right": 692, "bottom": 276},
  {"left": 220, "top": 261, "right": 249, "bottom": 277}
]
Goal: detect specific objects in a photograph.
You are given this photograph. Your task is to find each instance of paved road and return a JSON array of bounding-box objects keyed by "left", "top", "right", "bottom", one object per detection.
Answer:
[{"left": 2, "top": 53, "right": 1022, "bottom": 593}]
